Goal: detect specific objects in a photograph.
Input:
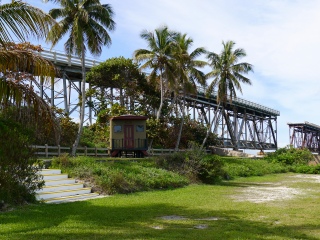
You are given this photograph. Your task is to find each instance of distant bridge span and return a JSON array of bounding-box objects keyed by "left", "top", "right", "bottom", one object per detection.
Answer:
[
  {"left": 35, "top": 49, "right": 280, "bottom": 151},
  {"left": 288, "top": 122, "right": 320, "bottom": 152}
]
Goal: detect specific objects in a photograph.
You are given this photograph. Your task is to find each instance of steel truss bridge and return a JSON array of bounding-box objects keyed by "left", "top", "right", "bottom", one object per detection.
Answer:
[
  {"left": 34, "top": 49, "right": 280, "bottom": 151},
  {"left": 288, "top": 122, "right": 320, "bottom": 153}
]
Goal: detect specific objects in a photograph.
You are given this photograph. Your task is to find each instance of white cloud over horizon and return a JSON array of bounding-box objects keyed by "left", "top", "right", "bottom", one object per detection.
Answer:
[{"left": 9, "top": 0, "right": 320, "bottom": 150}]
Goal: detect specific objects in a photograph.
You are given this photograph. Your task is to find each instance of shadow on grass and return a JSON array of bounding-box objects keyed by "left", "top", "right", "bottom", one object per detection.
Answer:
[{"left": 0, "top": 196, "right": 318, "bottom": 240}]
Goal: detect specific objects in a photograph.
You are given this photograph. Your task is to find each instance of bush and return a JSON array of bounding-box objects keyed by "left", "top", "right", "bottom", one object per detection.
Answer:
[
  {"left": 265, "top": 146, "right": 313, "bottom": 165},
  {"left": 222, "top": 158, "right": 288, "bottom": 179},
  {"left": 0, "top": 119, "right": 44, "bottom": 209},
  {"left": 50, "top": 156, "right": 189, "bottom": 195},
  {"left": 155, "top": 142, "right": 226, "bottom": 183}
]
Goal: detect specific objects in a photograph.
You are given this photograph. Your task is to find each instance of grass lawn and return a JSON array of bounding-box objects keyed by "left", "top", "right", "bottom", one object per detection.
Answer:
[{"left": 1, "top": 173, "right": 320, "bottom": 240}]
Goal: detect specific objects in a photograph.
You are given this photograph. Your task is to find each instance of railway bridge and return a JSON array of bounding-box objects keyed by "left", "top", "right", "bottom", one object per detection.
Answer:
[
  {"left": 288, "top": 122, "right": 320, "bottom": 153},
  {"left": 35, "top": 49, "right": 280, "bottom": 151}
]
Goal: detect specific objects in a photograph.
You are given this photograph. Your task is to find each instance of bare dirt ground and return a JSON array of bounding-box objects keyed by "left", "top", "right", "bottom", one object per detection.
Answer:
[{"left": 232, "top": 174, "right": 320, "bottom": 203}]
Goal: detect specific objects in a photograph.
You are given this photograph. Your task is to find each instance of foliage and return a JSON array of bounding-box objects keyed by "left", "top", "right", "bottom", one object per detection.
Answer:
[
  {"left": 0, "top": 118, "right": 44, "bottom": 209},
  {"left": 79, "top": 124, "right": 109, "bottom": 148},
  {"left": 154, "top": 142, "right": 226, "bottom": 183},
  {"left": 205, "top": 40, "right": 253, "bottom": 104},
  {"left": 134, "top": 25, "right": 177, "bottom": 121},
  {"left": 264, "top": 146, "right": 313, "bottom": 165},
  {"left": 86, "top": 57, "right": 159, "bottom": 120},
  {"left": 0, "top": 1, "right": 55, "bottom": 46},
  {"left": 149, "top": 116, "right": 219, "bottom": 149},
  {"left": 51, "top": 156, "right": 189, "bottom": 195},
  {"left": 0, "top": 105, "right": 60, "bottom": 146},
  {"left": 222, "top": 157, "right": 288, "bottom": 179}
]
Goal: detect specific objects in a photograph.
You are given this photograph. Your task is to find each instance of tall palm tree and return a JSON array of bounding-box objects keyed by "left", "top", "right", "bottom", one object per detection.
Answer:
[
  {"left": 0, "top": 1, "right": 57, "bottom": 130},
  {"left": 172, "top": 33, "right": 207, "bottom": 150},
  {"left": 206, "top": 40, "right": 253, "bottom": 104},
  {"left": 0, "top": 1, "right": 54, "bottom": 46},
  {"left": 47, "top": 0, "right": 115, "bottom": 156},
  {"left": 134, "top": 26, "right": 177, "bottom": 121},
  {"left": 201, "top": 40, "right": 253, "bottom": 149}
]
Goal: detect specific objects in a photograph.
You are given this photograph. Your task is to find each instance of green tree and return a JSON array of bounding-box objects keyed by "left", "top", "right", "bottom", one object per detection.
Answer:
[
  {"left": 86, "top": 57, "right": 148, "bottom": 114},
  {"left": 172, "top": 33, "right": 207, "bottom": 150},
  {"left": 47, "top": 0, "right": 115, "bottom": 156},
  {"left": 206, "top": 40, "right": 253, "bottom": 104},
  {"left": 201, "top": 40, "right": 253, "bottom": 148},
  {"left": 134, "top": 26, "right": 177, "bottom": 121}
]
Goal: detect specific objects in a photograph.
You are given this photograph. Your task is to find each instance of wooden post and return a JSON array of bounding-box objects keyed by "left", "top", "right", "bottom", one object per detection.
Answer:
[
  {"left": 58, "top": 145, "right": 61, "bottom": 156},
  {"left": 85, "top": 146, "right": 87, "bottom": 156},
  {"left": 45, "top": 144, "right": 48, "bottom": 158}
]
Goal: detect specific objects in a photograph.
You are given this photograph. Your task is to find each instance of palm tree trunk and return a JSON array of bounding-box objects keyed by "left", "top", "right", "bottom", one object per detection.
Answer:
[
  {"left": 72, "top": 45, "right": 86, "bottom": 156},
  {"left": 149, "top": 70, "right": 165, "bottom": 150},
  {"left": 201, "top": 104, "right": 221, "bottom": 150},
  {"left": 156, "top": 70, "right": 164, "bottom": 121},
  {"left": 175, "top": 87, "right": 186, "bottom": 151}
]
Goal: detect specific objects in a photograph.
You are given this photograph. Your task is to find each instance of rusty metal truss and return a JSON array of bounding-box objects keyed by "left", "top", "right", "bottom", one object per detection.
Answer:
[{"left": 288, "top": 122, "right": 320, "bottom": 152}]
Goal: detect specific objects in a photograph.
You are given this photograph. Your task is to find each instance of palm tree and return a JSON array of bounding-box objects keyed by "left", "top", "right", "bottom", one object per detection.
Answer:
[
  {"left": 134, "top": 26, "right": 177, "bottom": 121},
  {"left": 0, "top": 1, "right": 57, "bottom": 130},
  {"left": 201, "top": 40, "right": 253, "bottom": 149},
  {"left": 172, "top": 33, "right": 207, "bottom": 150},
  {"left": 47, "top": 0, "right": 115, "bottom": 156}
]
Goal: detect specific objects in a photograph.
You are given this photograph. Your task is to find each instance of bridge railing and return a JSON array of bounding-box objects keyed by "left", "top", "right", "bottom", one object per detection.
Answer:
[
  {"left": 196, "top": 86, "right": 280, "bottom": 116},
  {"left": 38, "top": 49, "right": 102, "bottom": 68}
]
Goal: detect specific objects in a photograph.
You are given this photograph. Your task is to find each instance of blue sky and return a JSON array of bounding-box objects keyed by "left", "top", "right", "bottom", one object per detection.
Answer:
[{"left": 8, "top": 0, "right": 320, "bottom": 149}]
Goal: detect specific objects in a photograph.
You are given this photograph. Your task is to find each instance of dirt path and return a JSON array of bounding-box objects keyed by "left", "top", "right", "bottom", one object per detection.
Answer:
[{"left": 232, "top": 174, "right": 320, "bottom": 203}]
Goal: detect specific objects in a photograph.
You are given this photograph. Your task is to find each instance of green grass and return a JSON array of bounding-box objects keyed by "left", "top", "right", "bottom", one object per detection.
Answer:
[{"left": 1, "top": 173, "right": 320, "bottom": 239}]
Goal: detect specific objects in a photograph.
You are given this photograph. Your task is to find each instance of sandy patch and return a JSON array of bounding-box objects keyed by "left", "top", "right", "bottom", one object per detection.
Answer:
[
  {"left": 231, "top": 174, "right": 320, "bottom": 203},
  {"left": 233, "top": 186, "right": 304, "bottom": 203},
  {"left": 289, "top": 174, "right": 320, "bottom": 183}
]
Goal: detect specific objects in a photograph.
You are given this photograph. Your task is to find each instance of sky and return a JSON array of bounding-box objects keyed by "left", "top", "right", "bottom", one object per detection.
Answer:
[{"left": 7, "top": 0, "right": 320, "bottom": 149}]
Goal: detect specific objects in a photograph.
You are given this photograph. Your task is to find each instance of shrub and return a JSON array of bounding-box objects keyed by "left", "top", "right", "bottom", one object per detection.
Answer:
[
  {"left": 0, "top": 119, "right": 44, "bottom": 209},
  {"left": 198, "top": 155, "right": 226, "bottom": 183},
  {"left": 265, "top": 146, "right": 313, "bottom": 165},
  {"left": 50, "top": 156, "right": 189, "bottom": 195},
  {"left": 155, "top": 142, "right": 226, "bottom": 183},
  {"left": 222, "top": 158, "right": 288, "bottom": 179}
]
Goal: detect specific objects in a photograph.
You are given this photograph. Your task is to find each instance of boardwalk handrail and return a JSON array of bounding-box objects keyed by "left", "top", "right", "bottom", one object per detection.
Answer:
[
  {"left": 32, "top": 144, "right": 109, "bottom": 158},
  {"left": 32, "top": 145, "right": 211, "bottom": 157}
]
